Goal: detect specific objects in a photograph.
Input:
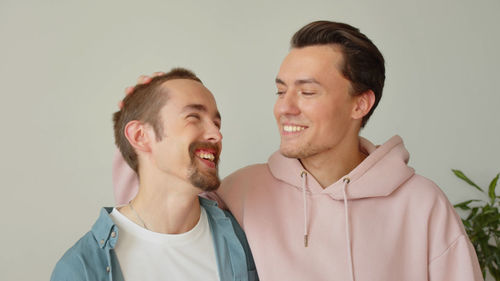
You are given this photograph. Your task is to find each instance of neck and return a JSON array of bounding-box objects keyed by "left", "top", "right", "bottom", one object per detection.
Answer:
[
  {"left": 120, "top": 169, "right": 202, "bottom": 234},
  {"left": 300, "top": 134, "right": 366, "bottom": 188}
]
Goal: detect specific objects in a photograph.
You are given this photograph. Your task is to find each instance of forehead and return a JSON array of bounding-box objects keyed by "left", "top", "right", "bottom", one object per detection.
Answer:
[
  {"left": 159, "top": 79, "right": 218, "bottom": 113},
  {"left": 278, "top": 45, "right": 344, "bottom": 81}
]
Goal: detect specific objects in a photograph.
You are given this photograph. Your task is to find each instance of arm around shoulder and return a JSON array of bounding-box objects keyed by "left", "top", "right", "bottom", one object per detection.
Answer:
[{"left": 217, "top": 164, "right": 266, "bottom": 225}]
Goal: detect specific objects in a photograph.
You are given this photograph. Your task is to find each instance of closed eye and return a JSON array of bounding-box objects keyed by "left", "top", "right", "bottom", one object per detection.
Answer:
[
  {"left": 276, "top": 88, "right": 288, "bottom": 96},
  {"left": 300, "top": 91, "right": 316, "bottom": 96},
  {"left": 187, "top": 113, "right": 201, "bottom": 120}
]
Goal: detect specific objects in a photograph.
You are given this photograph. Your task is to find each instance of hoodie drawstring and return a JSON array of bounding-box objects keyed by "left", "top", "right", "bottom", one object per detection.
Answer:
[
  {"left": 342, "top": 177, "right": 355, "bottom": 281},
  {"left": 300, "top": 171, "right": 309, "bottom": 247},
  {"left": 300, "top": 172, "right": 355, "bottom": 280}
]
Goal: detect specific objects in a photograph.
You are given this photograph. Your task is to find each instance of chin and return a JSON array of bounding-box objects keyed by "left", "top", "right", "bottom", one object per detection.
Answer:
[
  {"left": 189, "top": 169, "right": 221, "bottom": 192},
  {"left": 279, "top": 146, "right": 304, "bottom": 159},
  {"left": 280, "top": 142, "right": 325, "bottom": 160},
  {"left": 279, "top": 139, "right": 307, "bottom": 158}
]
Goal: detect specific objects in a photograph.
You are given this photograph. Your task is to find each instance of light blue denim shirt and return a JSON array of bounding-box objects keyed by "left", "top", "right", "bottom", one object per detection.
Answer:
[{"left": 51, "top": 197, "right": 258, "bottom": 281}]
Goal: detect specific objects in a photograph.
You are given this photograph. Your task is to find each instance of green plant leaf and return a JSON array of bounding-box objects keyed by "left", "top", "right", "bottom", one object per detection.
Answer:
[
  {"left": 488, "top": 173, "right": 499, "bottom": 204},
  {"left": 463, "top": 219, "right": 472, "bottom": 228},
  {"left": 454, "top": 199, "right": 481, "bottom": 210},
  {"left": 452, "top": 169, "right": 484, "bottom": 192},
  {"left": 451, "top": 169, "right": 500, "bottom": 277}
]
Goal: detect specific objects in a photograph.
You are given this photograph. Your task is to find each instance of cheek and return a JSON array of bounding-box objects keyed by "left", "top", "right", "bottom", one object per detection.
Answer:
[
  {"left": 273, "top": 101, "right": 280, "bottom": 121},
  {"left": 308, "top": 104, "right": 350, "bottom": 132}
]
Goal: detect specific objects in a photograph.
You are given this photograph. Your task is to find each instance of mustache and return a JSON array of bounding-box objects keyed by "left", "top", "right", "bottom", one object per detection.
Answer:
[{"left": 188, "top": 141, "right": 221, "bottom": 164}]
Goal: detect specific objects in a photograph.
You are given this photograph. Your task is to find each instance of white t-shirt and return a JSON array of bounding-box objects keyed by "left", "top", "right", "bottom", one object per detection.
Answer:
[{"left": 110, "top": 207, "right": 220, "bottom": 281}]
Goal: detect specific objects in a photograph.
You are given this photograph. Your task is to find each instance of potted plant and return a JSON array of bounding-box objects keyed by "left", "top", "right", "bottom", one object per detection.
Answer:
[{"left": 453, "top": 169, "right": 499, "bottom": 280}]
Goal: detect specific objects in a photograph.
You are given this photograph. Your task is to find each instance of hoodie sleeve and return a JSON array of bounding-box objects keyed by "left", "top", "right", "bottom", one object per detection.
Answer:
[
  {"left": 428, "top": 235, "right": 483, "bottom": 281},
  {"left": 216, "top": 166, "right": 255, "bottom": 227},
  {"left": 112, "top": 149, "right": 139, "bottom": 205},
  {"left": 424, "top": 180, "right": 483, "bottom": 281}
]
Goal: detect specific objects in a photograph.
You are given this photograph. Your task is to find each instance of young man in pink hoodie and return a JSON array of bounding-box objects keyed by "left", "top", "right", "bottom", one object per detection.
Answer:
[{"left": 113, "top": 21, "right": 483, "bottom": 280}]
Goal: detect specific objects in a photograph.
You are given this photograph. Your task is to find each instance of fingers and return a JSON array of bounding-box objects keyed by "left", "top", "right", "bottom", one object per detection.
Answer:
[
  {"left": 152, "top": 71, "right": 165, "bottom": 77},
  {"left": 125, "top": 86, "right": 134, "bottom": 95},
  {"left": 120, "top": 71, "right": 165, "bottom": 108},
  {"left": 130, "top": 72, "right": 164, "bottom": 92},
  {"left": 137, "top": 75, "right": 152, "bottom": 84}
]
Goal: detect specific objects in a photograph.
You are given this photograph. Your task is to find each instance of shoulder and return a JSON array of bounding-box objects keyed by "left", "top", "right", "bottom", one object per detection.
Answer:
[
  {"left": 219, "top": 163, "right": 269, "bottom": 198},
  {"left": 220, "top": 163, "right": 273, "bottom": 194},
  {"left": 218, "top": 164, "right": 271, "bottom": 222},
  {"left": 51, "top": 232, "right": 99, "bottom": 281},
  {"left": 223, "top": 164, "right": 270, "bottom": 186},
  {"left": 397, "top": 174, "right": 461, "bottom": 220},
  {"left": 223, "top": 209, "right": 247, "bottom": 242},
  {"left": 401, "top": 174, "right": 468, "bottom": 258},
  {"left": 399, "top": 174, "right": 454, "bottom": 207},
  {"left": 51, "top": 208, "right": 114, "bottom": 281},
  {"left": 223, "top": 210, "right": 259, "bottom": 279},
  {"left": 201, "top": 201, "right": 258, "bottom": 279}
]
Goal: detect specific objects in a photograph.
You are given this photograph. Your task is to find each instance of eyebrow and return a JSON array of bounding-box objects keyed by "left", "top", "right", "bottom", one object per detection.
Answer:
[
  {"left": 275, "top": 77, "right": 322, "bottom": 86},
  {"left": 181, "top": 104, "right": 221, "bottom": 120}
]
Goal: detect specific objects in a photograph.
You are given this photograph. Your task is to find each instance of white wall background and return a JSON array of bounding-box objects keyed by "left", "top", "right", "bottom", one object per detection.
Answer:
[{"left": 1, "top": 0, "right": 499, "bottom": 280}]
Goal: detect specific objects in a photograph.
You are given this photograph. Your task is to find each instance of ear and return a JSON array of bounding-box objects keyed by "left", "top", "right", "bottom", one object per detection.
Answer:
[
  {"left": 124, "top": 120, "right": 153, "bottom": 153},
  {"left": 351, "top": 90, "right": 375, "bottom": 120}
]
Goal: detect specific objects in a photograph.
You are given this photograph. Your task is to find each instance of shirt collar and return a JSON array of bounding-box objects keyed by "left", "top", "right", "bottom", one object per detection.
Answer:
[
  {"left": 89, "top": 197, "right": 225, "bottom": 249},
  {"left": 91, "top": 207, "right": 118, "bottom": 249}
]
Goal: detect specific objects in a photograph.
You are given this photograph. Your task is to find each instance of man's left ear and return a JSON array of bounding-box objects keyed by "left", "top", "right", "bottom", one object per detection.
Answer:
[{"left": 352, "top": 90, "right": 375, "bottom": 120}]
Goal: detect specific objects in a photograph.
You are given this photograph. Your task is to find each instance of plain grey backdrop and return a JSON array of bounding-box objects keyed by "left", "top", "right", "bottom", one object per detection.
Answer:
[{"left": 1, "top": 0, "right": 499, "bottom": 280}]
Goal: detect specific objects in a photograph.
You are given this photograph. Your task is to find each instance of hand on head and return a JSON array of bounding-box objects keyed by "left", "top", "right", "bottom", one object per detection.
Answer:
[{"left": 119, "top": 72, "right": 166, "bottom": 109}]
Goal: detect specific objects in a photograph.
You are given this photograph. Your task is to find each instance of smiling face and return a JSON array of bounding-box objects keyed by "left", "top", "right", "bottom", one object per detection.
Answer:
[
  {"left": 274, "top": 45, "right": 360, "bottom": 160},
  {"left": 149, "top": 79, "right": 222, "bottom": 191}
]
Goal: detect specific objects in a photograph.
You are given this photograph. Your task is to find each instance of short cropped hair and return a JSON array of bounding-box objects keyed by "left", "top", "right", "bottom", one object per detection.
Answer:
[
  {"left": 112, "top": 68, "right": 202, "bottom": 173},
  {"left": 291, "top": 21, "right": 385, "bottom": 127}
]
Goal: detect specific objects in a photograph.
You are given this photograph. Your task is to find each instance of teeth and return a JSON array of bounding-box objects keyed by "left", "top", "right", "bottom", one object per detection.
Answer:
[
  {"left": 283, "top": 125, "right": 306, "bottom": 132},
  {"left": 196, "top": 151, "right": 215, "bottom": 161}
]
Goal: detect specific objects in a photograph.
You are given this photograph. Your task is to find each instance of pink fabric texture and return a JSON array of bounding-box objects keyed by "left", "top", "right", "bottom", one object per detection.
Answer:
[
  {"left": 112, "top": 150, "right": 138, "bottom": 205},
  {"left": 112, "top": 135, "right": 483, "bottom": 281}
]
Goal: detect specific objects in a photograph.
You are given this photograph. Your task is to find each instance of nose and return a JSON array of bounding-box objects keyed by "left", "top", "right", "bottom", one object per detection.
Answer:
[
  {"left": 274, "top": 89, "right": 300, "bottom": 117},
  {"left": 205, "top": 122, "right": 223, "bottom": 144}
]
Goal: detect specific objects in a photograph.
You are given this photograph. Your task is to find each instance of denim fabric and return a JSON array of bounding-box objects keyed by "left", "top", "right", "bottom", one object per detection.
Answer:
[{"left": 51, "top": 197, "right": 258, "bottom": 281}]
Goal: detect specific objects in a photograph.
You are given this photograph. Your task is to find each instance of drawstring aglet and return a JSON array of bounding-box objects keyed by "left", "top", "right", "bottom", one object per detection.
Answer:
[{"left": 304, "top": 234, "right": 309, "bottom": 247}]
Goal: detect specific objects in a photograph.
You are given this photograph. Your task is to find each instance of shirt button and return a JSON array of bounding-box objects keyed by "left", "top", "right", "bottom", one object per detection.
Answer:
[
  {"left": 106, "top": 266, "right": 110, "bottom": 272},
  {"left": 100, "top": 239, "right": 104, "bottom": 245},
  {"left": 111, "top": 231, "right": 116, "bottom": 238}
]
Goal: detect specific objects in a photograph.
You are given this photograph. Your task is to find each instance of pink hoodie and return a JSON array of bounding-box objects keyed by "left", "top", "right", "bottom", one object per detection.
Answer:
[{"left": 113, "top": 135, "right": 483, "bottom": 281}]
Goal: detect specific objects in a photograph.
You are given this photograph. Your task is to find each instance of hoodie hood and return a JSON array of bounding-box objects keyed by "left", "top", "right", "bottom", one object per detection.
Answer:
[
  {"left": 267, "top": 135, "right": 416, "bottom": 281},
  {"left": 268, "top": 135, "right": 415, "bottom": 200}
]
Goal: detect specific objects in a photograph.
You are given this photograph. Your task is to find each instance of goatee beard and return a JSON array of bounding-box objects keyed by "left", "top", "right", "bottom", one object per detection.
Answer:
[{"left": 188, "top": 141, "right": 221, "bottom": 192}]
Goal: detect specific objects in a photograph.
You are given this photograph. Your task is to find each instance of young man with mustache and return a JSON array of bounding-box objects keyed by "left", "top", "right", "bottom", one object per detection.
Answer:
[
  {"left": 114, "top": 22, "right": 482, "bottom": 280},
  {"left": 51, "top": 68, "right": 257, "bottom": 281}
]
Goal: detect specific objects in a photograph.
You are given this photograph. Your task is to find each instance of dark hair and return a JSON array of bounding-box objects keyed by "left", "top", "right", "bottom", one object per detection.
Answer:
[
  {"left": 112, "top": 68, "right": 202, "bottom": 173},
  {"left": 291, "top": 21, "right": 385, "bottom": 127}
]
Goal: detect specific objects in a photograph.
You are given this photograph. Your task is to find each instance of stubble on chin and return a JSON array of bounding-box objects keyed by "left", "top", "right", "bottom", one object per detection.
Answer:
[
  {"left": 279, "top": 140, "right": 324, "bottom": 160},
  {"left": 187, "top": 163, "right": 220, "bottom": 192},
  {"left": 187, "top": 142, "right": 221, "bottom": 192}
]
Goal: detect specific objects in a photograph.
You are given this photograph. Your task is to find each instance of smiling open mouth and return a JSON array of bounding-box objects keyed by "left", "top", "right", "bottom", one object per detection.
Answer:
[
  {"left": 195, "top": 150, "right": 215, "bottom": 161},
  {"left": 283, "top": 125, "right": 307, "bottom": 133},
  {"left": 194, "top": 149, "right": 217, "bottom": 168},
  {"left": 189, "top": 141, "right": 220, "bottom": 169}
]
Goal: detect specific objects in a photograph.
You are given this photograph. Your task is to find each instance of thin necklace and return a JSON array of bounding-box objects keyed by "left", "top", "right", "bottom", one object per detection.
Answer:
[{"left": 128, "top": 201, "right": 149, "bottom": 230}]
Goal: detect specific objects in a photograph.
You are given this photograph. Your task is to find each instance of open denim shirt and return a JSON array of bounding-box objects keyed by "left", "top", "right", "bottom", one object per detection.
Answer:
[{"left": 51, "top": 197, "right": 258, "bottom": 281}]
